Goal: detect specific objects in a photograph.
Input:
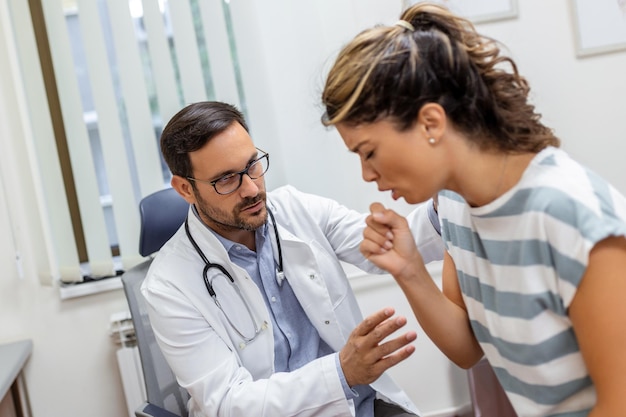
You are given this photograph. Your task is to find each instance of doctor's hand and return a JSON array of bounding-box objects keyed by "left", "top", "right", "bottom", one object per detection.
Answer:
[
  {"left": 339, "top": 307, "right": 416, "bottom": 387},
  {"left": 362, "top": 202, "right": 426, "bottom": 279}
]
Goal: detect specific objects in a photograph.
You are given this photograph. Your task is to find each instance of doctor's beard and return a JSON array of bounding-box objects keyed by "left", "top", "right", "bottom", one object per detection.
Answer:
[{"left": 193, "top": 189, "right": 268, "bottom": 233}]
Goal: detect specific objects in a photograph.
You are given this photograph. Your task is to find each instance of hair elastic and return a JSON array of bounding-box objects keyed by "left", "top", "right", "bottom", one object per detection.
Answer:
[{"left": 395, "top": 20, "right": 415, "bottom": 31}]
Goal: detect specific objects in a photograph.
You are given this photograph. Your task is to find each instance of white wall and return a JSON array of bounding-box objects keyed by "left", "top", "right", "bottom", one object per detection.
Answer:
[
  {"left": 349, "top": 264, "right": 472, "bottom": 415},
  {"left": 1, "top": 1, "right": 625, "bottom": 417},
  {"left": 233, "top": 0, "right": 626, "bottom": 210}
]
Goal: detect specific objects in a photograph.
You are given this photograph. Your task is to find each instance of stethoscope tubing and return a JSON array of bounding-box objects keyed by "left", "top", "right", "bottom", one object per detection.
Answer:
[{"left": 184, "top": 207, "right": 282, "bottom": 344}]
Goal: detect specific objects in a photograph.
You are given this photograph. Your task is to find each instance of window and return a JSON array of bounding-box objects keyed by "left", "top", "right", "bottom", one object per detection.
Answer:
[{"left": 22, "top": 0, "right": 244, "bottom": 283}]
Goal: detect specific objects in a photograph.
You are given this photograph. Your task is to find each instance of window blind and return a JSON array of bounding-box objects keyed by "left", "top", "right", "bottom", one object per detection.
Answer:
[{"left": 20, "top": 0, "right": 241, "bottom": 283}]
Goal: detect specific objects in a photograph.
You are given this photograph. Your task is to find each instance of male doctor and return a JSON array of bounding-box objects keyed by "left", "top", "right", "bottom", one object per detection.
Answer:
[{"left": 142, "top": 101, "right": 444, "bottom": 417}]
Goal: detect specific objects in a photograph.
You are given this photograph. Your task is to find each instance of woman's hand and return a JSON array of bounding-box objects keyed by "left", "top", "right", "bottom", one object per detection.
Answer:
[{"left": 361, "top": 202, "right": 426, "bottom": 280}]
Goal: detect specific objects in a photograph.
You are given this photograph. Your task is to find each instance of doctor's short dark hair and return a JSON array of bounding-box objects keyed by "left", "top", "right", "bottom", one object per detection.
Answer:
[{"left": 160, "top": 101, "right": 249, "bottom": 179}]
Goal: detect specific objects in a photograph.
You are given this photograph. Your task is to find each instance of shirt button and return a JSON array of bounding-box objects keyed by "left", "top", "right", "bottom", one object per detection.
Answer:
[{"left": 271, "top": 296, "right": 276, "bottom": 303}]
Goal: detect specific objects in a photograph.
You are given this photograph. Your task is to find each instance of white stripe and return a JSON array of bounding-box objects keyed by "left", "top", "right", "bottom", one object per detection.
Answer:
[
  {"left": 142, "top": 0, "right": 181, "bottom": 124},
  {"left": 43, "top": 3, "right": 113, "bottom": 279},
  {"left": 107, "top": 0, "right": 164, "bottom": 197},
  {"left": 3, "top": 0, "right": 73, "bottom": 283},
  {"left": 449, "top": 248, "right": 564, "bottom": 294},
  {"left": 524, "top": 153, "right": 604, "bottom": 213},
  {"left": 466, "top": 298, "right": 572, "bottom": 345},
  {"left": 197, "top": 0, "right": 240, "bottom": 106},
  {"left": 77, "top": 0, "right": 140, "bottom": 270},
  {"left": 469, "top": 211, "right": 591, "bottom": 247},
  {"left": 506, "top": 385, "right": 595, "bottom": 417},
  {"left": 167, "top": 0, "right": 207, "bottom": 104},
  {"left": 483, "top": 346, "right": 588, "bottom": 388}
]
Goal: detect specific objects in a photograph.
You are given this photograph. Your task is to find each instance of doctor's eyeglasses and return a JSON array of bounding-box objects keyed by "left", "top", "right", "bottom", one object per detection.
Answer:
[{"left": 187, "top": 149, "right": 270, "bottom": 195}]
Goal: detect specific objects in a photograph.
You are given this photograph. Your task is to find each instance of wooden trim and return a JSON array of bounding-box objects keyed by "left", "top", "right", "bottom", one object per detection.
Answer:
[{"left": 27, "top": 0, "right": 88, "bottom": 262}]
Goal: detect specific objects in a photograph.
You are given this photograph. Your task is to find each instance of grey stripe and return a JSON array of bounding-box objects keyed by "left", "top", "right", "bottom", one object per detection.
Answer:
[
  {"left": 472, "top": 321, "right": 580, "bottom": 365},
  {"left": 546, "top": 411, "right": 590, "bottom": 417},
  {"left": 469, "top": 187, "right": 626, "bottom": 243},
  {"left": 537, "top": 153, "right": 556, "bottom": 167},
  {"left": 459, "top": 271, "right": 567, "bottom": 317},
  {"left": 440, "top": 189, "right": 464, "bottom": 202},
  {"left": 490, "top": 364, "right": 592, "bottom": 407},
  {"left": 442, "top": 220, "right": 585, "bottom": 286},
  {"left": 585, "top": 166, "right": 615, "bottom": 218},
  {"left": 549, "top": 412, "right": 592, "bottom": 417}
]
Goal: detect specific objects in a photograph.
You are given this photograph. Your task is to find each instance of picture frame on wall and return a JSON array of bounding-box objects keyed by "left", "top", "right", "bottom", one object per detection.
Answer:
[
  {"left": 571, "top": 0, "right": 626, "bottom": 57},
  {"left": 402, "top": 0, "right": 518, "bottom": 24}
]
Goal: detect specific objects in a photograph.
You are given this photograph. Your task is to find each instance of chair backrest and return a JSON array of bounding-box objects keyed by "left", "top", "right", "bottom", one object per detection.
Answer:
[
  {"left": 138, "top": 187, "right": 189, "bottom": 257},
  {"left": 467, "top": 358, "right": 518, "bottom": 417},
  {"left": 122, "top": 187, "right": 190, "bottom": 417}
]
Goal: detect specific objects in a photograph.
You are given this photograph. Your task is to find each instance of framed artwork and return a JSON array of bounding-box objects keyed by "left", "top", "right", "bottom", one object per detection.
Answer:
[
  {"left": 402, "top": 0, "right": 518, "bottom": 24},
  {"left": 571, "top": 0, "right": 626, "bottom": 57}
]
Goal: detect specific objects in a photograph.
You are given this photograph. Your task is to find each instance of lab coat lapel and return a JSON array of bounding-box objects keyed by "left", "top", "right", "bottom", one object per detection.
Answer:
[{"left": 270, "top": 224, "right": 345, "bottom": 349}]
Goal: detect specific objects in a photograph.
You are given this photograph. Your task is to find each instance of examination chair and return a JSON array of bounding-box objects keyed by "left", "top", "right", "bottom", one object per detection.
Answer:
[{"left": 121, "top": 187, "right": 190, "bottom": 417}]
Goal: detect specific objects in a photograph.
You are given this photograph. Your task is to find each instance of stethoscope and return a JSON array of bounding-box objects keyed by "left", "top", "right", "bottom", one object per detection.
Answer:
[{"left": 184, "top": 208, "right": 284, "bottom": 347}]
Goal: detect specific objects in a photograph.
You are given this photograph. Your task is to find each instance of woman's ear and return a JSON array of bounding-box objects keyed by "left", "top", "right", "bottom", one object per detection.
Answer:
[
  {"left": 417, "top": 103, "right": 446, "bottom": 143},
  {"left": 171, "top": 175, "right": 196, "bottom": 204}
]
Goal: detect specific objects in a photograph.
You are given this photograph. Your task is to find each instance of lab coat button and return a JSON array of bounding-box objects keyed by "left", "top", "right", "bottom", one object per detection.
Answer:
[
  {"left": 309, "top": 274, "right": 315, "bottom": 280},
  {"left": 324, "top": 320, "right": 330, "bottom": 325}
]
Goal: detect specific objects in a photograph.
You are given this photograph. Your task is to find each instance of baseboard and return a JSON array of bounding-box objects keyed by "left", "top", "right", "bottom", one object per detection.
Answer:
[{"left": 423, "top": 402, "right": 472, "bottom": 417}]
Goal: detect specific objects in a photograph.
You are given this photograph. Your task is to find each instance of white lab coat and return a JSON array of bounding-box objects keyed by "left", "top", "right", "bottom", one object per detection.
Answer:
[{"left": 141, "top": 185, "right": 444, "bottom": 417}]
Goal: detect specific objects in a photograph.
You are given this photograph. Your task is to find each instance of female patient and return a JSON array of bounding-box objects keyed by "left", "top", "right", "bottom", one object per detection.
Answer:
[{"left": 321, "top": 3, "right": 626, "bottom": 416}]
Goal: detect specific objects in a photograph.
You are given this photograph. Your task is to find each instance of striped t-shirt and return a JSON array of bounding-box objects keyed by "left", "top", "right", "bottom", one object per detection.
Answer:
[{"left": 438, "top": 146, "right": 626, "bottom": 416}]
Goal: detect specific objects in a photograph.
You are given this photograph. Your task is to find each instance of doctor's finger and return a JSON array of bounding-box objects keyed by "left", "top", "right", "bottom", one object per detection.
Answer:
[
  {"left": 366, "top": 315, "right": 411, "bottom": 345},
  {"left": 354, "top": 308, "right": 396, "bottom": 337},
  {"left": 373, "top": 331, "right": 417, "bottom": 360},
  {"left": 369, "top": 343, "right": 416, "bottom": 378}
]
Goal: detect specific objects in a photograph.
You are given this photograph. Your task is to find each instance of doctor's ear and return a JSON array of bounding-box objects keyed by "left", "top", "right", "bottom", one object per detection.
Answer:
[
  {"left": 417, "top": 103, "right": 446, "bottom": 141},
  {"left": 171, "top": 175, "right": 197, "bottom": 204}
]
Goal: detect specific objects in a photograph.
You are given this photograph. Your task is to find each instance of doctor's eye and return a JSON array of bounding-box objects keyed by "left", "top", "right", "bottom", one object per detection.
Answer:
[
  {"left": 216, "top": 173, "right": 238, "bottom": 185},
  {"left": 364, "top": 151, "right": 374, "bottom": 160}
]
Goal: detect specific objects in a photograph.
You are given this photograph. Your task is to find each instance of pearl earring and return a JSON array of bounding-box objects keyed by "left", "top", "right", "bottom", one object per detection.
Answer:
[{"left": 428, "top": 137, "right": 436, "bottom": 144}]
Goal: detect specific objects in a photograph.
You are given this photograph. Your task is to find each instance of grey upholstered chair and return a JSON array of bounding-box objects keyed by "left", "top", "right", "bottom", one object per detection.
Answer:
[{"left": 121, "top": 187, "right": 190, "bottom": 417}]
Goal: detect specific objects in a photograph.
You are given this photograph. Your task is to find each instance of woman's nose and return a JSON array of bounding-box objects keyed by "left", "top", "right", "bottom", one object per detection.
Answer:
[{"left": 361, "top": 163, "right": 377, "bottom": 183}]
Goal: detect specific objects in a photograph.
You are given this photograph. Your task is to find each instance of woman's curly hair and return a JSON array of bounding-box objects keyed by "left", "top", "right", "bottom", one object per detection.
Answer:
[{"left": 322, "top": 2, "right": 559, "bottom": 152}]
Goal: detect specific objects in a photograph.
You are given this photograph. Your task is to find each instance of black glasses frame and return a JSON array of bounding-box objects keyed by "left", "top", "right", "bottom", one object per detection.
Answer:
[{"left": 186, "top": 148, "right": 270, "bottom": 195}]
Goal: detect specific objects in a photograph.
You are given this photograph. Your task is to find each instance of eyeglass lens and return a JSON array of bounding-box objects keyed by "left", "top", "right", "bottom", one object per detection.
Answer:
[{"left": 215, "top": 154, "right": 269, "bottom": 194}]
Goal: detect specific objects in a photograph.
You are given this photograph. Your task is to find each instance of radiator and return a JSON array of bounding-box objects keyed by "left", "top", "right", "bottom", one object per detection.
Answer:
[{"left": 111, "top": 311, "right": 146, "bottom": 417}]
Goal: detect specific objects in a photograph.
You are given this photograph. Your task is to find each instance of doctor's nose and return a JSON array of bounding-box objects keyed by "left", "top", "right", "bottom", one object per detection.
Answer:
[{"left": 239, "top": 173, "right": 261, "bottom": 197}]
